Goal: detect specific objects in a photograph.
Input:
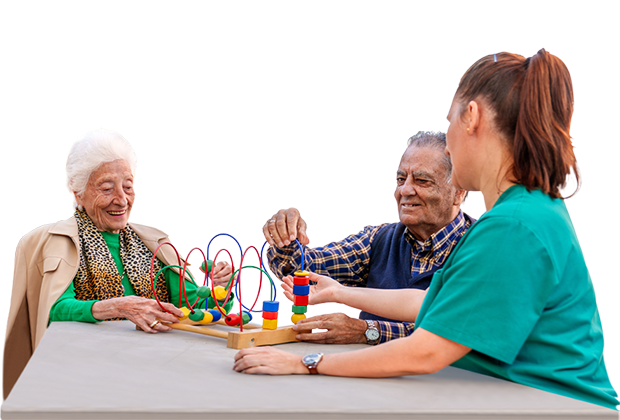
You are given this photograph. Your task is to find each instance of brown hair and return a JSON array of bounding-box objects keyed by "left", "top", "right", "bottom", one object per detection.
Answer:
[{"left": 455, "top": 49, "right": 578, "bottom": 199}]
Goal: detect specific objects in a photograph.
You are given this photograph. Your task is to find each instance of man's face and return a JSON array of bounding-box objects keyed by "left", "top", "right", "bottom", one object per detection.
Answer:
[{"left": 394, "top": 145, "right": 460, "bottom": 241}]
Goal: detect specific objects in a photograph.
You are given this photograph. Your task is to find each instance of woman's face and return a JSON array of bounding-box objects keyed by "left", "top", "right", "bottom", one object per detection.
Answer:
[
  {"left": 445, "top": 98, "right": 471, "bottom": 191},
  {"left": 75, "top": 159, "right": 135, "bottom": 233}
]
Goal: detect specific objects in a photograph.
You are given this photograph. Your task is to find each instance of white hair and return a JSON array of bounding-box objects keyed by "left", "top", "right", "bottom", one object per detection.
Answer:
[{"left": 66, "top": 129, "right": 137, "bottom": 201}]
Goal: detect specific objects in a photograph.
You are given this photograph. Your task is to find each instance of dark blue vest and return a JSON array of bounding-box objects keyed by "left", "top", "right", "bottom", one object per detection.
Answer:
[{"left": 359, "top": 223, "right": 438, "bottom": 323}]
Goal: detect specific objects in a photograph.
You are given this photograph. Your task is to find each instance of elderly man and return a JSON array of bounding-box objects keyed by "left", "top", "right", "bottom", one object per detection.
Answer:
[{"left": 263, "top": 131, "right": 475, "bottom": 345}]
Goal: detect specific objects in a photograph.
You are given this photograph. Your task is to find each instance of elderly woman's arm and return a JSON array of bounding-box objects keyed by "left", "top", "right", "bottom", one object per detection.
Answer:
[
  {"left": 49, "top": 281, "right": 100, "bottom": 323},
  {"left": 50, "top": 264, "right": 234, "bottom": 331}
]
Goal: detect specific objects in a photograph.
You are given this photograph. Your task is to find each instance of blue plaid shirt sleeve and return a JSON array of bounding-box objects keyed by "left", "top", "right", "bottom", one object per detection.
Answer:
[
  {"left": 376, "top": 320, "right": 415, "bottom": 343},
  {"left": 266, "top": 225, "right": 387, "bottom": 286}
]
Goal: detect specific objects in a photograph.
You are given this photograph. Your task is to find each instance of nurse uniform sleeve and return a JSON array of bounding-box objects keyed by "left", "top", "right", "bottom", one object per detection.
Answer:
[{"left": 416, "top": 216, "right": 557, "bottom": 364}]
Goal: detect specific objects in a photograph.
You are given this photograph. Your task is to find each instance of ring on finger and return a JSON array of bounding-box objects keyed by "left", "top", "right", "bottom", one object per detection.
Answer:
[
  {"left": 269, "top": 219, "right": 276, "bottom": 224},
  {"left": 149, "top": 320, "right": 160, "bottom": 328}
]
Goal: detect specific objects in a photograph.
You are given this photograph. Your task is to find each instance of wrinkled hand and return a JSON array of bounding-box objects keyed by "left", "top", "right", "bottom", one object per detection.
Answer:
[
  {"left": 263, "top": 208, "right": 309, "bottom": 247},
  {"left": 233, "top": 347, "right": 308, "bottom": 375},
  {"left": 91, "top": 296, "right": 183, "bottom": 333},
  {"left": 293, "top": 313, "right": 368, "bottom": 344},
  {"left": 210, "top": 261, "right": 236, "bottom": 288},
  {"left": 282, "top": 272, "right": 343, "bottom": 305}
]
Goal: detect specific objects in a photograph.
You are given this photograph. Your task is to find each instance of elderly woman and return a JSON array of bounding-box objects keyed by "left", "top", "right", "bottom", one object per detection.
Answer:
[
  {"left": 4, "top": 129, "right": 232, "bottom": 399},
  {"left": 233, "top": 50, "right": 619, "bottom": 409}
]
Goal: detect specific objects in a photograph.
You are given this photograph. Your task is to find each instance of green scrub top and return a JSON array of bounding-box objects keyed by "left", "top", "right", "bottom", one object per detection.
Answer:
[
  {"left": 416, "top": 185, "right": 618, "bottom": 410},
  {"left": 49, "top": 231, "right": 233, "bottom": 323}
]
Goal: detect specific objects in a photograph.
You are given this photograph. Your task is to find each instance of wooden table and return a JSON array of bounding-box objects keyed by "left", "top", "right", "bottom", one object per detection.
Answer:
[{"left": 2, "top": 321, "right": 617, "bottom": 419}]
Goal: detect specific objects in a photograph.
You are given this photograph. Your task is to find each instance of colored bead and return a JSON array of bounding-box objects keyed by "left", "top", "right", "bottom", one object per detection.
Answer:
[
  {"left": 214, "top": 285, "right": 227, "bottom": 300},
  {"left": 189, "top": 309, "right": 205, "bottom": 322},
  {"left": 196, "top": 286, "right": 211, "bottom": 299},
  {"left": 294, "top": 295, "right": 309, "bottom": 306},
  {"left": 199, "top": 311, "right": 214, "bottom": 325},
  {"left": 208, "top": 296, "right": 225, "bottom": 309},
  {"left": 294, "top": 270, "right": 309, "bottom": 277},
  {"left": 262, "top": 319, "right": 278, "bottom": 330},
  {"left": 292, "top": 305, "right": 307, "bottom": 314},
  {"left": 225, "top": 314, "right": 242, "bottom": 326},
  {"left": 241, "top": 311, "right": 252, "bottom": 325},
  {"left": 208, "top": 309, "right": 222, "bottom": 322},
  {"left": 293, "top": 284, "right": 310, "bottom": 296},
  {"left": 291, "top": 313, "right": 306, "bottom": 324},
  {"left": 262, "top": 310, "right": 278, "bottom": 320},
  {"left": 200, "top": 260, "right": 213, "bottom": 273},
  {"left": 293, "top": 276, "right": 310, "bottom": 285},
  {"left": 179, "top": 307, "right": 191, "bottom": 320},
  {"left": 262, "top": 300, "right": 279, "bottom": 312}
]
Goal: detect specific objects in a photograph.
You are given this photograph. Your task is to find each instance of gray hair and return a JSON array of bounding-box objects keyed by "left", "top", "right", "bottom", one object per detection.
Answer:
[
  {"left": 66, "top": 129, "right": 137, "bottom": 200},
  {"left": 406, "top": 131, "right": 452, "bottom": 181}
]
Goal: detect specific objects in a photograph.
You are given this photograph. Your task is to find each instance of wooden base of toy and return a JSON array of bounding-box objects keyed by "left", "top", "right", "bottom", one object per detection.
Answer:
[
  {"left": 165, "top": 319, "right": 310, "bottom": 349},
  {"left": 227, "top": 325, "right": 309, "bottom": 349}
]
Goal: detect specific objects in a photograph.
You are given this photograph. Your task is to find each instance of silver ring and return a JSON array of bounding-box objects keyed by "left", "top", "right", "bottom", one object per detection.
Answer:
[
  {"left": 268, "top": 219, "right": 276, "bottom": 224},
  {"left": 149, "top": 320, "right": 160, "bottom": 328}
]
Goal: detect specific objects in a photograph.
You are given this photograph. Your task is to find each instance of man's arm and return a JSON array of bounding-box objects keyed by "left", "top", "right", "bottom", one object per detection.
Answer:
[
  {"left": 292, "top": 316, "right": 415, "bottom": 345},
  {"left": 266, "top": 228, "right": 380, "bottom": 285},
  {"left": 376, "top": 320, "right": 415, "bottom": 343}
]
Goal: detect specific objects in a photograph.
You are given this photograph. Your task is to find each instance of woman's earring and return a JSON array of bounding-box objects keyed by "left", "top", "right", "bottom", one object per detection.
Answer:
[{"left": 77, "top": 204, "right": 83, "bottom": 211}]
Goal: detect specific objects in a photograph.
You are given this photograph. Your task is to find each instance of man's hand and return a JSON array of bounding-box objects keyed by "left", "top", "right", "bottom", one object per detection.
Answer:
[
  {"left": 292, "top": 313, "right": 369, "bottom": 344},
  {"left": 263, "top": 208, "right": 309, "bottom": 247}
]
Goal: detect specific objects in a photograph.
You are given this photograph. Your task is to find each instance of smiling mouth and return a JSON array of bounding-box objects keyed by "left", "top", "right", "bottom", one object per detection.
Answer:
[
  {"left": 108, "top": 210, "right": 126, "bottom": 216},
  {"left": 401, "top": 204, "right": 421, "bottom": 208}
]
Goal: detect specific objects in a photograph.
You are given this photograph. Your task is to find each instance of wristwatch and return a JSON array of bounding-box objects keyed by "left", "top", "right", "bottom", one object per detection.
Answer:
[
  {"left": 302, "top": 353, "right": 324, "bottom": 374},
  {"left": 364, "top": 320, "right": 380, "bottom": 345}
]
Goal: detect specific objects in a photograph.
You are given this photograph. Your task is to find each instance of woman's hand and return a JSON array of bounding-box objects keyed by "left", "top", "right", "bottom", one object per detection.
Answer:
[
  {"left": 282, "top": 272, "right": 343, "bottom": 305},
  {"left": 210, "top": 261, "right": 236, "bottom": 289},
  {"left": 233, "top": 347, "right": 308, "bottom": 375},
  {"left": 91, "top": 296, "right": 183, "bottom": 333}
]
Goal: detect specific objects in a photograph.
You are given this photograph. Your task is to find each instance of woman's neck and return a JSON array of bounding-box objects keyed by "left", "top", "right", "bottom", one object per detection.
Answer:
[{"left": 478, "top": 141, "right": 516, "bottom": 211}]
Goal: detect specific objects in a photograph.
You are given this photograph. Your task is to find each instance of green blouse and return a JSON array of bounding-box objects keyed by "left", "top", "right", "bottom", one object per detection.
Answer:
[{"left": 49, "top": 231, "right": 232, "bottom": 323}]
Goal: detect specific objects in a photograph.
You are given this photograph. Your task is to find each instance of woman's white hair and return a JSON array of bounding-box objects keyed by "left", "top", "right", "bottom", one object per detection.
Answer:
[{"left": 66, "top": 129, "right": 137, "bottom": 201}]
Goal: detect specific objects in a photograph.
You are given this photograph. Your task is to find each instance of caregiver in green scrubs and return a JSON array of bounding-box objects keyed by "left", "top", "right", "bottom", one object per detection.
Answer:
[{"left": 233, "top": 49, "right": 619, "bottom": 410}]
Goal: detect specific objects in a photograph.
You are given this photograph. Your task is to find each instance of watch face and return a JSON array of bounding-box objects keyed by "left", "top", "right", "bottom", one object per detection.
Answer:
[
  {"left": 366, "top": 328, "right": 380, "bottom": 341},
  {"left": 303, "top": 353, "right": 322, "bottom": 365}
]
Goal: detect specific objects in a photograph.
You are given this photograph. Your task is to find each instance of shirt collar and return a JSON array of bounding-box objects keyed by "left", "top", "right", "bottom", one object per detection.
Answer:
[{"left": 404, "top": 211, "right": 468, "bottom": 257}]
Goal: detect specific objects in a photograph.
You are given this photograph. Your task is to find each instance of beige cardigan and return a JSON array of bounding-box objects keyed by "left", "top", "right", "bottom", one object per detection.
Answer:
[{"left": 3, "top": 216, "right": 186, "bottom": 399}]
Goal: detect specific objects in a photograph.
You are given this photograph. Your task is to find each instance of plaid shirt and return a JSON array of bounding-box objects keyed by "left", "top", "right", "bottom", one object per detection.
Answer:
[{"left": 267, "top": 211, "right": 474, "bottom": 343}]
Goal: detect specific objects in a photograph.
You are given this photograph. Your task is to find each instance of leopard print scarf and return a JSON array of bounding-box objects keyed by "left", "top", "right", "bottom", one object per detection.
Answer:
[{"left": 73, "top": 210, "right": 170, "bottom": 309}]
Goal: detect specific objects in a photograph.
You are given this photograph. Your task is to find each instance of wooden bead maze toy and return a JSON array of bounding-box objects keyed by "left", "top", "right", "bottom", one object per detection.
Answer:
[{"left": 148, "top": 234, "right": 309, "bottom": 349}]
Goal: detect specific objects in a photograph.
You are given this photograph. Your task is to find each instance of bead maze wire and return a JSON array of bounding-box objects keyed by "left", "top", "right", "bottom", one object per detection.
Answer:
[{"left": 148, "top": 234, "right": 307, "bottom": 332}]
